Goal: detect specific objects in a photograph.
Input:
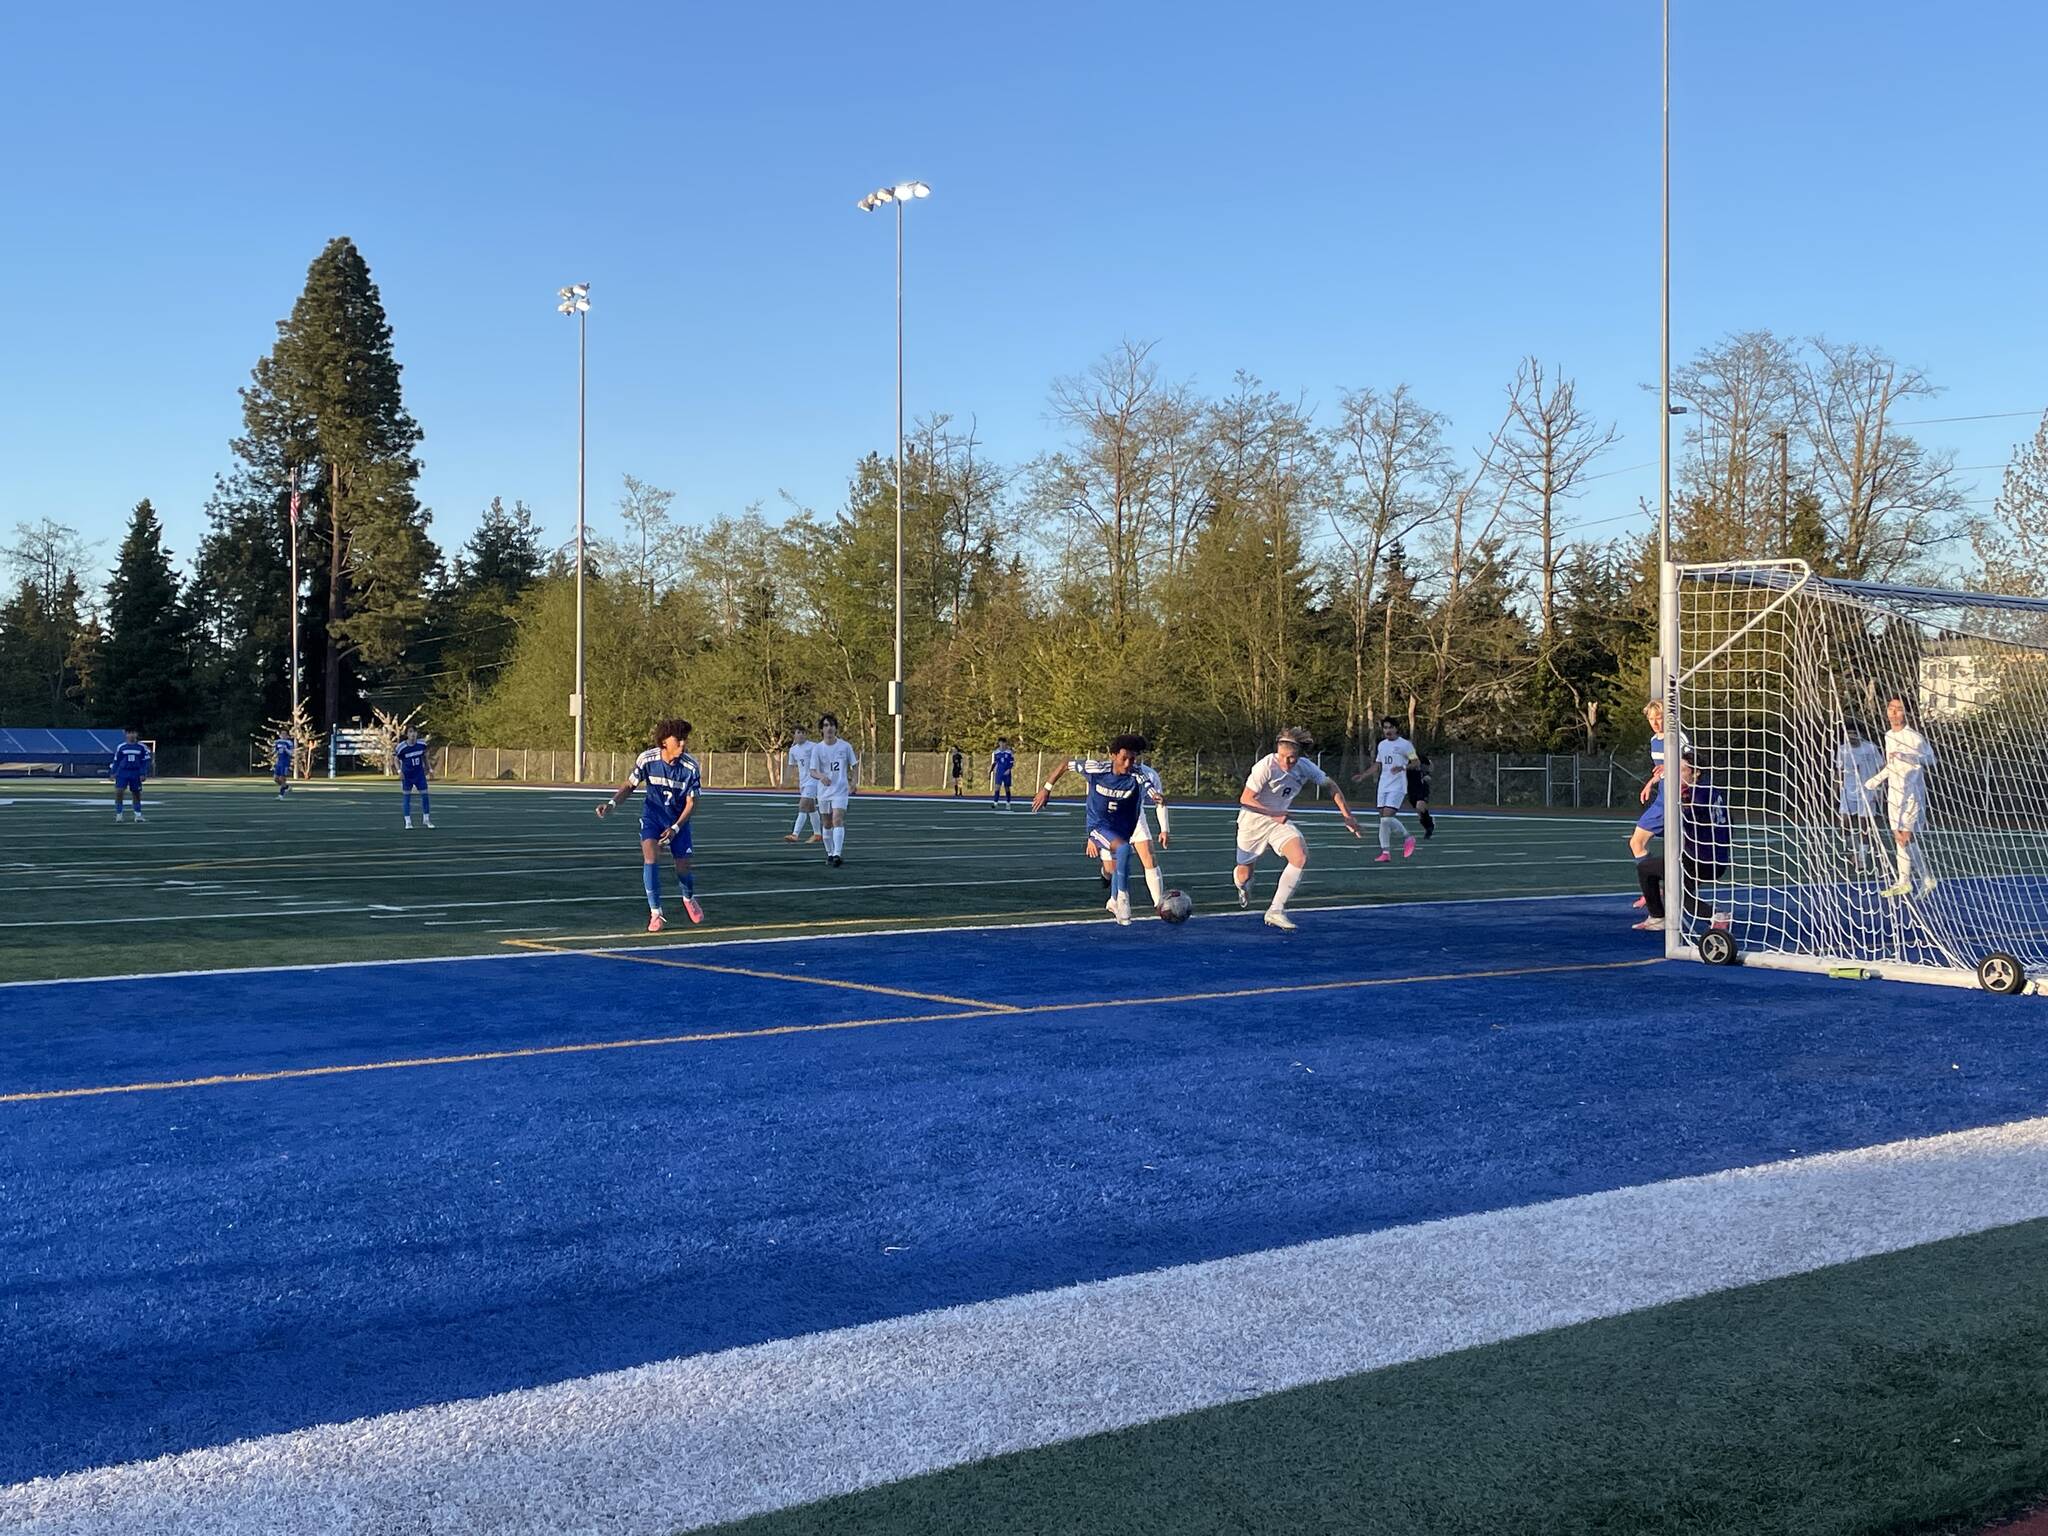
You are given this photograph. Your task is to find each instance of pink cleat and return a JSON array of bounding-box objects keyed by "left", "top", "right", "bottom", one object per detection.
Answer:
[
  {"left": 1402, "top": 835, "right": 1416, "bottom": 859},
  {"left": 647, "top": 911, "right": 667, "bottom": 933},
  {"left": 1632, "top": 895, "right": 1647, "bottom": 909},
  {"left": 683, "top": 896, "right": 704, "bottom": 925},
  {"left": 1374, "top": 850, "right": 1392, "bottom": 863}
]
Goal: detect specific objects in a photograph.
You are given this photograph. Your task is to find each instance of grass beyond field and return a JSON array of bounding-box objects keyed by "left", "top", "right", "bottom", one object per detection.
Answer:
[{"left": 0, "top": 777, "right": 1635, "bottom": 983}]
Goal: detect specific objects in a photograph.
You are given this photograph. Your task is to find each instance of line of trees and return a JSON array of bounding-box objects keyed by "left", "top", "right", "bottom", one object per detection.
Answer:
[{"left": 3, "top": 238, "right": 2042, "bottom": 770}]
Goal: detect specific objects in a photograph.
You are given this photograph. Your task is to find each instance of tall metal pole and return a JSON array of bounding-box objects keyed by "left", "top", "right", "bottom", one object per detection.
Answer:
[
  {"left": 575, "top": 302, "right": 587, "bottom": 783},
  {"left": 1659, "top": 0, "right": 1671, "bottom": 566},
  {"left": 892, "top": 197, "right": 906, "bottom": 793},
  {"left": 1659, "top": 0, "right": 1682, "bottom": 965}
]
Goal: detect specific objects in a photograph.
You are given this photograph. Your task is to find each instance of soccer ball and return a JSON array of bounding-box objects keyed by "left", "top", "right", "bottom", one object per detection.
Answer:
[{"left": 1158, "top": 889, "right": 1194, "bottom": 924}]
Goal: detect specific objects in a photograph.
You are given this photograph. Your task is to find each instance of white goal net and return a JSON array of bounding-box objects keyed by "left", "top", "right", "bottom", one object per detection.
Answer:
[{"left": 1666, "top": 560, "right": 2048, "bottom": 994}]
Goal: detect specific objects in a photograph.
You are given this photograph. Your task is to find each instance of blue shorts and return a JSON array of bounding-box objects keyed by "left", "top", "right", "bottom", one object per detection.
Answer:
[
  {"left": 114, "top": 773, "right": 143, "bottom": 792},
  {"left": 401, "top": 772, "right": 428, "bottom": 792},
  {"left": 1086, "top": 820, "right": 1135, "bottom": 853},
  {"left": 642, "top": 814, "right": 692, "bottom": 856},
  {"left": 993, "top": 773, "right": 1012, "bottom": 788}
]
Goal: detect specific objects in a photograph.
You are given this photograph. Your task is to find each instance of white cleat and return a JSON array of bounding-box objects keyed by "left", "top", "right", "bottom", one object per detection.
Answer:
[
  {"left": 1917, "top": 875, "right": 1938, "bottom": 898},
  {"left": 1113, "top": 892, "right": 1132, "bottom": 926},
  {"left": 1235, "top": 883, "right": 1250, "bottom": 909},
  {"left": 404, "top": 817, "right": 413, "bottom": 829},
  {"left": 114, "top": 813, "right": 124, "bottom": 823},
  {"left": 1877, "top": 882, "right": 1910, "bottom": 899},
  {"left": 1632, "top": 917, "right": 1666, "bottom": 932},
  {"left": 133, "top": 813, "right": 144, "bottom": 822},
  {"left": 423, "top": 816, "right": 432, "bottom": 828},
  {"left": 1263, "top": 910, "right": 1298, "bottom": 932}
]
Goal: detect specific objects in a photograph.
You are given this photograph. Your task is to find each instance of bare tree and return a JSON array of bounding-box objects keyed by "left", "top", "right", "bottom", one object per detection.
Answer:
[
  {"left": 1670, "top": 330, "right": 1801, "bottom": 558},
  {"left": 909, "top": 413, "right": 1014, "bottom": 626},
  {"left": 1797, "top": 339, "right": 1965, "bottom": 579},
  {"left": 1495, "top": 358, "right": 1617, "bottom": 643},
  {"left": 612, "top": 474, "right": 685, "bottom": 612},
  {"left": 1325, "top": 385, "right": 1454, "bottom": 741},
  {"left": 1034, "top": 340, "right": 1170, "bottom": 644},
  {"left": 1970, "top": 408, "right": 2048, "bottom": 598}
]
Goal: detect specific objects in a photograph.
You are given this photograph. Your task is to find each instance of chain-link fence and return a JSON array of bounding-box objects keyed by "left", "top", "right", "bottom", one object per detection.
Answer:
[{"left": 419, "top": 744, "right": 1652, "bottom": 809}]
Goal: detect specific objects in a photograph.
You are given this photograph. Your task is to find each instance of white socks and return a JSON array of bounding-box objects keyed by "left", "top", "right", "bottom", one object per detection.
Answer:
[
  {"left": 1271, "top": 863, "right": 1304, "bottom": 913},
  {"left": 1379, "top": 815, "right": 1405, "bottom": 851},
  {"left": 826, "top": 826, "right": 845, "bottom": 856},
  {"left": 1144, "top": 864, "right": 1165, "bottom": 907},
  {"left": 792, "top": 808, "right": 808, "bottom": 835}
]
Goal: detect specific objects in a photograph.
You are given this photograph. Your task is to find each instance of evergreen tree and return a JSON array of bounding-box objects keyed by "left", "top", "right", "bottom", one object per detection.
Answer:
[
  {"left": 189, "top": 474, "right": 294, "bottom": 747},
  {"left": 101, "top": 499, "right": 198, "bottom": 734},
  {"left": 235, "top": 237, "right": 438, "bottom": 726}
]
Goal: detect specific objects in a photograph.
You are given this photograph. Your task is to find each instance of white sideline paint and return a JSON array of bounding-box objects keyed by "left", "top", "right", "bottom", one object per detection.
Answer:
[
  {"left": 7, "top": 1117, "right": 2047, "bottom": 1535},
  {"left": 0, "top": 891, "right": 1626, "bottom": 990}
]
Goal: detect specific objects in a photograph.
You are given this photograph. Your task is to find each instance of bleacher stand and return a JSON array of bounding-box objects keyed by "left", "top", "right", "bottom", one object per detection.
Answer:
[{"left": 0, "top": 728, "right": 133, "bottom": 777}]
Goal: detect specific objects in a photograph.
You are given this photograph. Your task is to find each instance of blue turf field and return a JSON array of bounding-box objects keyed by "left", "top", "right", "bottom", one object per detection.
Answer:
[{"left": 5, "top": 895, "right": 2046, "bottom": 1485}]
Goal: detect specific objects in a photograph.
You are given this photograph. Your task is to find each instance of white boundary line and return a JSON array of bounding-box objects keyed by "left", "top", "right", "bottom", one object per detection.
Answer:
[
  {"left": 8, "top": 1116, "right": 2044, "bottom": 1535},
  {"left": 0, "top": 891, "right": 1631, "bottom": 991}
]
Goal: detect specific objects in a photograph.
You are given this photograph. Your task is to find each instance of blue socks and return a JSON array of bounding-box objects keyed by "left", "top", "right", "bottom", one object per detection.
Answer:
[
  {"left": 1110, "top": 841, "right": 1131, "bottom": 898},
  {"left": 403, "top": 789, "right": 432, "bottom": 816},
  {"left": 677, "top": 867, "right": 695, "bottom": 898},
  {"left": 642, "top": 864, "right": 663, "bottom": 911}
]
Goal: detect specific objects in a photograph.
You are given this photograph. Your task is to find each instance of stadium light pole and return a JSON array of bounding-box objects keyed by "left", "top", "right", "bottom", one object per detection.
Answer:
[
  {"left": 858, "top": 179, "right": 930, "bottom": 793},
  {"left": 557, "top": 283, "right": 590, "bottom": 782}
]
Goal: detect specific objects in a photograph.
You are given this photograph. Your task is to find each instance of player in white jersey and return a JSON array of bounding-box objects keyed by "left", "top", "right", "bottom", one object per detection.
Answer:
[
  {"left": 1234, "top": 727, "right": 1363, "bottom": 931},
  {"left": 811, "top": 713, "right": 860, "bottom": 867},
  {"left": 1083, "top": 755, "right": 1174, "bottom": 913},
  {"left": 1836, "top": 721, "right": 1885, "bottom": 874},
  {"left": 782, "top": 726, "right": 824, "bottom": 845},
  {"left": 1356, "top": 717, "right": 1419, "bottom": 862},
  {"left": 1865, "top": 695, "right": 1937, "bottom": 898}
]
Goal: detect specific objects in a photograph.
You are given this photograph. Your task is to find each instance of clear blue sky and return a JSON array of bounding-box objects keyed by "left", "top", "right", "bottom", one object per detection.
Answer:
[{"left": 2, "top": 0, "right": 2043, "bottom": 583}]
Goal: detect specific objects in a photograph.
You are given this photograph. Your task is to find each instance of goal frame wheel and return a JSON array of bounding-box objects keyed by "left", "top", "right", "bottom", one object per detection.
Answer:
[
  {"left": 1698, "top": 930, "right": 1739, "bottom": 967},
  {"left": 1977, "top": 952, "right": 2027, "bottom": 995}
]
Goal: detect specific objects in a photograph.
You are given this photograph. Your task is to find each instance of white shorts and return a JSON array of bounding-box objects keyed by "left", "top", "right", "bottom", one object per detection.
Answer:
[
  {"left": 1891, "top": 793, "right": 1924, "bottom": 837},
  {"left": 1131, "top": 808, "right": 1156, "bottom": 846},
  {"left": 817, "top": 787, "right": 851, "bottom": 814},
  {"left": 1235, "top": 811, "right": 1304, "bottom": 863}
]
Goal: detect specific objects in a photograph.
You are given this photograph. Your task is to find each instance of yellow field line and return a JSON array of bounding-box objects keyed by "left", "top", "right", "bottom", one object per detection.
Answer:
[
  {"left": 503, "top": 905, "right": 1095, "bottom": 947},
  {"left": 545, "top": 943, "right": 1020, "bottom": 1011},
  {"left": 0, "top": 958, "right": 1661, "bottom": 1105}
]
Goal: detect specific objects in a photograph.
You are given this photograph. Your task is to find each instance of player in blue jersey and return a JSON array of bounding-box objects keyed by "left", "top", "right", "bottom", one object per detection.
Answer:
[
  {"left": 597, "top": 718, "right": 703, "bottom": 932},
  {"left": 990, "top": 738, "right": 1016, "bottom": 808},
  {"left": 272, "top": 733, "right": 294, "bottom": 797},
  {"left": 395, "top": 727, "right": 432, "bottom": 829},
  {"left": 1033, "top": 733, "right": 1150, "bottom": 925},
  {"left": 110, "top": 729, "right": 151, "bottom": 822},
  {"left": 1627, "top": 752, "right": 1731, "bottom": 935}
]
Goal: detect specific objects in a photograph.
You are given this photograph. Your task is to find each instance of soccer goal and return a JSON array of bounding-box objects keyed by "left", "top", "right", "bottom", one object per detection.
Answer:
[{"left": 1663, "top": 559, "right": 2048, "bottom": 995}]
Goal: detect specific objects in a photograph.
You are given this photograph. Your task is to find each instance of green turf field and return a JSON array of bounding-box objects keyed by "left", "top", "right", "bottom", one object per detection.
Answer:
[{"left": 0, "top": 778, "right": 1637, "bottom": 983}]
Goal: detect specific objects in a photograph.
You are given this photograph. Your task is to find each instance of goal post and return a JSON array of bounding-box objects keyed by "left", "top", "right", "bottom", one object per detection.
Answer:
[{"left": 1665, "top": 559, "right": 2048, "bottom": 995}]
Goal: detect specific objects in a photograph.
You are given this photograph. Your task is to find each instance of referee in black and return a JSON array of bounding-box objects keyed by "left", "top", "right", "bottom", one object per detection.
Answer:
[{"left": 1406, "top": 753, "right": 1437, "bottom": 839}]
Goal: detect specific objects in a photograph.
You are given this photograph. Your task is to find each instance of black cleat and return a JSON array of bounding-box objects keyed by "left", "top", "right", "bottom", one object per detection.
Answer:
[{"left": 828, "top": 854, "right": 843, "bottom": 867}]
